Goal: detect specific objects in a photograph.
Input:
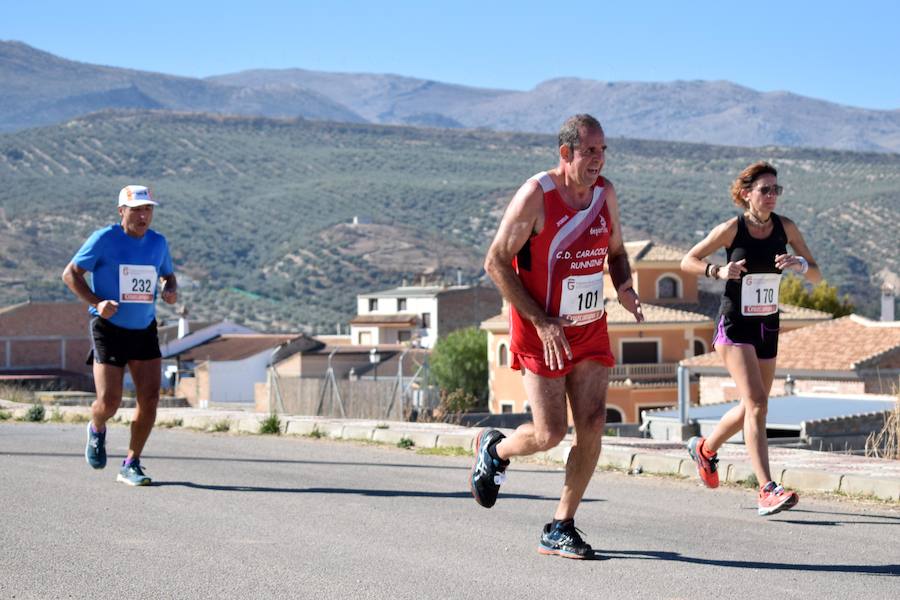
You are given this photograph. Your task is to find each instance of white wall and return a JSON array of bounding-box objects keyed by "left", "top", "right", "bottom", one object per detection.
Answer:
[{"left": 208, "top": 350, "right": 273, "bottom": 403}]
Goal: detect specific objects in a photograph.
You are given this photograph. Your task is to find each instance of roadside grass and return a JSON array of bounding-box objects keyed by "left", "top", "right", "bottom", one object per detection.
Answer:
[
  {"left": 49, "top": 408, "right": 64, "bottom": 422},
  {"left": 0, "top": 384, "right": 35, "bottom": 404},
  {"left": 156, "top": 418, "right": 184, "bottom": 429},
  {"left": 0, "top": 410, "right": 11, "bottom": 421},
  {"left": 210, "top": 419, "right": 231, "bottom": 433},
  {"left": 259, "top": 414, "right": 281, "bottom": 435},
  {"left": 305, "top": 427, "right": 326, "bottom": 439},
  {"left": 417, "top": 446, "right": 471, "bottom": 457},
  {"left": 866, "top": 395, "right": 900, "bottom": 460}
]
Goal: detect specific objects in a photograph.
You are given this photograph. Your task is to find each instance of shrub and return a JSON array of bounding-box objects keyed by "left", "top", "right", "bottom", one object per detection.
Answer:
[
  {"left": 0, "top": 410, "right": 11, "bottom": 421},
  {"left": 259, "top": 414, "right": 281, "bottom": 435},
  {"left": 397, "top": 437, "right": 415, "bottom": 449},
  {"left": 24, "top": 404, "right": 45, "bottom": 422},
  {"left": 430, "top": 327, "right": 488, "bottom": 406}
]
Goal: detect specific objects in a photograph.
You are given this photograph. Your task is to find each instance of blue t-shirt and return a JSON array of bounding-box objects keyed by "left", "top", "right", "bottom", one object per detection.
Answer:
[{"left": 72, "top": 225, "right": 174, "bottom": 330}]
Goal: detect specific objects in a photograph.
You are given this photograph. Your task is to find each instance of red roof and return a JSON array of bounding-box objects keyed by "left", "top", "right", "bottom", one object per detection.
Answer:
[
  {"left": 180, "top": 334, "right": 311, "bottom": 362},
  {"left": 683, "top": 315, "right": 900, "bottom": 372}
]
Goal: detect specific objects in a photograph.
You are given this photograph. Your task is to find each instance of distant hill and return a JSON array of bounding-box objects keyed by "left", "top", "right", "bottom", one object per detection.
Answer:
[
  {"left": 0, "top": 41, "right": 364, "bottom": 131},
  {"left": 3, "top": 40, "right": 900, "bottom": 153},
  {"left": 0, "top": 110, "right": 897, "bottom": 330},
  {"left": 212, "top": 70, "right": 900, "bottom": 153}
]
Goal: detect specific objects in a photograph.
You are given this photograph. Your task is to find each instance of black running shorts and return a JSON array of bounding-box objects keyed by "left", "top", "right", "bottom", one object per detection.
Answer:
[
  {"left": 87, "top": 317, "right": 161, "bottom": 367},
  {"left": 713, "top": 314, "right": 780, "bottom": 360}
]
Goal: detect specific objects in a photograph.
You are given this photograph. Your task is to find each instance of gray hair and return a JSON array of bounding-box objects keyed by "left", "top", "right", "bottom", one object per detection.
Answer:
[{"left": 558, "top": 114, "right": 603, "bottom": 153}]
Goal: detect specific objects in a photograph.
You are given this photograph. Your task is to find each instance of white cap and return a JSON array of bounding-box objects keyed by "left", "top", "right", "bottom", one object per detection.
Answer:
[{"left": 118, "top": 185, "right": 158, "bottom": 207}]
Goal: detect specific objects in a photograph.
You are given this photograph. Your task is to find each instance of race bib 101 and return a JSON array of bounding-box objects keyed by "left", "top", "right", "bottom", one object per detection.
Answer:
[
  {"left": 741, "top": 273, "right": 781, "bottom": 316},
  {"left": 559, "top": 273, "right": 605, "bottom": 325},
  {"left": 119, "top": 264, "right": 157, "bottom": 303}
]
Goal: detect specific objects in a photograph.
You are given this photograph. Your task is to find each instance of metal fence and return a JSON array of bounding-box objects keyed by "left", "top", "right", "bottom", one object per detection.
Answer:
[{"left": 268, "top": 372, "right": 440, "bottom": 420}]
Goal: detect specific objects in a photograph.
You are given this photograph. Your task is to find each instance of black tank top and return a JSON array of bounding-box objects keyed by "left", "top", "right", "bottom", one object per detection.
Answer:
[{"left": 719, "top": 213, "right": 788, "bottom": 322}]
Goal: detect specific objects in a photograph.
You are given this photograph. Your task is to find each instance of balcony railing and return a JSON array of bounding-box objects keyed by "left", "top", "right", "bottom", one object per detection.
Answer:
[{"left": 609, "top": 362, "right": 678, "bottom": 381}]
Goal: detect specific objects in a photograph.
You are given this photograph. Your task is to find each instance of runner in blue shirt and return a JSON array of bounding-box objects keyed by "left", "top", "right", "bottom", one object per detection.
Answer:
[{"left": 62, "top": 185, "right": 177, "bottom": 486}]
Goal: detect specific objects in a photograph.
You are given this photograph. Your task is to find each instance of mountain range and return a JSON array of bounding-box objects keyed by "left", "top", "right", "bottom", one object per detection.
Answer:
[{"left": 3, "top": 40, "right": 899, "bottom": 153}]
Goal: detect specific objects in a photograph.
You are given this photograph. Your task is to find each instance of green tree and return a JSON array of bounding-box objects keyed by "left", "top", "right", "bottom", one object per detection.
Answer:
[
  {"left": 780, "top": 274, "right": 854, "bottom": 317},
  {"left": 430, "top": 327, "right": 489, "bottom": 406}
]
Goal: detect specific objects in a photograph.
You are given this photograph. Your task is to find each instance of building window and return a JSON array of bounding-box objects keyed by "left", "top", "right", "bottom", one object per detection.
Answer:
[
  {"left": 358, "top": 331, "right": 371, "bottom": 345},
  {"left": 421, "top": 312, "right": 431, "bottom": 328},
  {"left": 398, "top": 330, "right": 412, "bottom": 343},
  {"left": 397, "top": 298, "right": 407, "bottom": 311},
  {"left": 657, "top": 276, "right": 680, "bottom": 299},
  {"left": 524, "top": 403, "right": 531, "bottom": 413},
  {"left": 621, "top": 340, "right": 658, "bottom": 364},
  {"left": 606, "top": 407, "right": 623, "bottom": 423},
  {"left": 501, "top": 403, "right": 513, "bottom": 414},
  {"left": 693, "top": 339, "right": 707, "bottom": 356},
  {"left": 368, "top": 298, "right": 378, "bottom": 312},
  {"left": 497, "top": 343, "right": 508, "bottom": 366}
]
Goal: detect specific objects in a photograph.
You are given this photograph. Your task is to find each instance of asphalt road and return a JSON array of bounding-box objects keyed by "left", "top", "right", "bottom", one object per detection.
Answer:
[{"left": 1, "top": 422, "right": 898, "bottom": 599}]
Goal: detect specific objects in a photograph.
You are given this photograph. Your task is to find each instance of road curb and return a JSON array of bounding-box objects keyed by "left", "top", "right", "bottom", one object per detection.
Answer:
[
  {"left": 2, "top": 401, "right": 898, "bottom": 502},
  {"left": 781, "top": 468, "right": 844, "bottom": 493},
  {"left": 839, "top": 475, "right": 900, "bottom": 501}
]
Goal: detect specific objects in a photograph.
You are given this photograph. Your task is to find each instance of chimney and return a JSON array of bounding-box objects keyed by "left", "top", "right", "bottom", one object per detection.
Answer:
[
  {"left": 177, "top": 305, "right": 190, "bottom": 339},
  {"left": 882, "top": 283, "right": 896, "bottom": 322}
]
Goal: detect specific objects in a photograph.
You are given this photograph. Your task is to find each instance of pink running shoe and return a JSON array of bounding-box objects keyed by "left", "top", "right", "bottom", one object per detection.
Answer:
[
  {"left": 686, "top": 436, "right": 719, "bottom": 488},
  {"left": 758, "top": 482, "right": 800, "bottom": 516}
]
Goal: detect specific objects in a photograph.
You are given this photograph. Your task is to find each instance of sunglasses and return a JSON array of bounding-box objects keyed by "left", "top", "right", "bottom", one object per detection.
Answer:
[{"left": 754, "top": 184, "right": 784, "bottom": 197}]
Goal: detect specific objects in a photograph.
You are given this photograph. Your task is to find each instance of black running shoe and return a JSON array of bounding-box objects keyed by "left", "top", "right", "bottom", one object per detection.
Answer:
[
  {"left": 470, "top": 429, "right": 509, "bottom": 508},
  {"left": 538, "top": 520, "right": 594, "bottom": 559}
]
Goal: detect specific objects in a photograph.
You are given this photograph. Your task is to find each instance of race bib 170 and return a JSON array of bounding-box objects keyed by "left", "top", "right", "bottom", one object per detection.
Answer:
[{"left": 741, "top": 273, "right": 781, "bottom": 316}]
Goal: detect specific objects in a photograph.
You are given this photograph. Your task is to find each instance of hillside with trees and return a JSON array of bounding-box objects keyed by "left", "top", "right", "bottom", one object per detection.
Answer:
[{"left": 0, "top": 110, "right": 897, "bottom": 330}]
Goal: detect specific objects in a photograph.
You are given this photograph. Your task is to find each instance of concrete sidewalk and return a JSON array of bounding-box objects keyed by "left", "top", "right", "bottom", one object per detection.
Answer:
[{"left": 3, "top": 400, "right": 898, "bottom": 502}]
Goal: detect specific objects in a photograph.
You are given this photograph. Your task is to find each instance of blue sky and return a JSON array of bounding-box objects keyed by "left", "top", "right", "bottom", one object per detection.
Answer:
[{"left": 4, "top": 0, "right": 898, "bottom": 110}]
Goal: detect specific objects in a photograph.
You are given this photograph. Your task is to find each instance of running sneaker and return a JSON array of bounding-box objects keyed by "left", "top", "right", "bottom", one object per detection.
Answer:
[
  {"left": 117, "top": 460, "right": 151, "bottom": 486},
  {"left": 757, "top": 481, "right": 799, "bottom": 516},
  {"left": 85, "top": 422, "right": 107, "bottom": 469},
  {"left": 686, "top": 436, "right": 719, "bottom": 488},
  {"left": 470, "top": 429, "right": 509, "bottom": 508},
  {"left": 538, "top": 520, "right": 594, "bottom": 559}
]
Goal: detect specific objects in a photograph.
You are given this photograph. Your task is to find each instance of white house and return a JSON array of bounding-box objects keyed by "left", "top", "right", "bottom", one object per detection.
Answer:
[
  {"left": 174, "top": 334, "right": 321, "bottom": 405},
  {"left": 350, "top": 284, "right": 501, "bottom": 348}
]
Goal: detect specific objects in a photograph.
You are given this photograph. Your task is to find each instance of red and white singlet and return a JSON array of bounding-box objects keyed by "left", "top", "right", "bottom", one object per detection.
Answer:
[{"left": 509, "top": 171, "right": 615, "bottom": 374}]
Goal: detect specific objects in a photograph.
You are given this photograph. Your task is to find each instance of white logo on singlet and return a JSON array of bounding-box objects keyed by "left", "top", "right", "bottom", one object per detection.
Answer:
[{"left": 589, "top": 215, "right": 608, "bottom": 236}]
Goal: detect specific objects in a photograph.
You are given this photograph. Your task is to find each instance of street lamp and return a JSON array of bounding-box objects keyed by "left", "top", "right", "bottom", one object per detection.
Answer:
[{"left": 369, "top": 347, "right": 382, "bottom": 381}]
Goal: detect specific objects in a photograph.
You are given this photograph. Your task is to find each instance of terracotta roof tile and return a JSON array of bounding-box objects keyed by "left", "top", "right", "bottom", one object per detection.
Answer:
[
  {"left": 682, "top": 315, "right": 900, "bottom": 371},
  {"left": 181, "top": 334, "right": 311, "bottom": 362},
  {"left": 625, "top": 240, "right": 689, "bottom": 262}
]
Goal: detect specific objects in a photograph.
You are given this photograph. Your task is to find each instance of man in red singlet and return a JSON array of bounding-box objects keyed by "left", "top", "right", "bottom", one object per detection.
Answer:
[{"left": 471, "top": 114, "right": 644, "bottom": 559}]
